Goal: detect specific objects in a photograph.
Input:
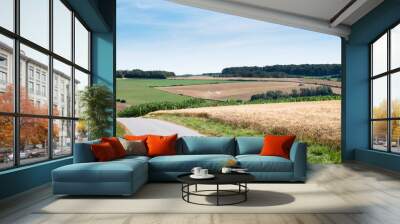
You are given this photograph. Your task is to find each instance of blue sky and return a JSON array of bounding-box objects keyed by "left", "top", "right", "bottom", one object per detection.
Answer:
[{"left": 117, "top": 0, "right": 341, "bottom": 75}]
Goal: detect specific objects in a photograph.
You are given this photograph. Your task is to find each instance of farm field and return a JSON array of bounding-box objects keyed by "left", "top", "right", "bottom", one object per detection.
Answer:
[
  {"left": 151, "top": 100, "right": 341, "bottom": 149},
  {"left": 170, "top": 76, "right": 341, "bottom": 88},
  {"left": 158, "top": 81, "right": 341, "bottom": 101},
  {"left": 116, "top": 78, "right": 232, "bottom": 106}
]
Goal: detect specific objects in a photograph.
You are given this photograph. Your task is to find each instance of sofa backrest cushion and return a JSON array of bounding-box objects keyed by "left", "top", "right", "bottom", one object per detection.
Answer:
[
  {"left": 91, "top": 142, "right": 118, "bottom": 161},
  {"left": 101, "top": 137, "right": 127, "bottom": 158},
  {"left": 235, "top": 137, "right": 264, "bottom": 155},
  {"left": 73, "top": 139, "right": 100, "bottom": 163},
  {"left": 178, "top": 136, "right": 235, "bottom": 155},
  {"left": 147, "top": 134, "right": 178, "bottom": 157}
]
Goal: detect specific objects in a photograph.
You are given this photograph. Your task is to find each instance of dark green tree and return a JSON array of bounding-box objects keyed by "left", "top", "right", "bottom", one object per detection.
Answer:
[{"left": 80, "top": 84, "right": 114, "bottom": 139}]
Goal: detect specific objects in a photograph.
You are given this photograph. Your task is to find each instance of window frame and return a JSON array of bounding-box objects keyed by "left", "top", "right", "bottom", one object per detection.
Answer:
[
  {"left": 370, "top": 21, "right": 400, "bottom": 154},
  {"left": 0, "top": 0, "right": 92, "bottom": 171},
  {"left": 0, "top": 54, "right": 7, "bottom": 87}
]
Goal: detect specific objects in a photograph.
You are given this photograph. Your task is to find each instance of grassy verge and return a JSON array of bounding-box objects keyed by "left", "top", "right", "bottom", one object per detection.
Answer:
[
  {"left": 116, "top": 121, "right": 131, "bottom": 137},
  {"left": 149, "top": 114, "right": 341, "bottom": 164}
]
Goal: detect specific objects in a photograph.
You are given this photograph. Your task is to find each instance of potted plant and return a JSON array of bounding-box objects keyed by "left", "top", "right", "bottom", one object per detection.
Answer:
[{"left": 79, "top": 84, "right": 114, "bottom": 140}]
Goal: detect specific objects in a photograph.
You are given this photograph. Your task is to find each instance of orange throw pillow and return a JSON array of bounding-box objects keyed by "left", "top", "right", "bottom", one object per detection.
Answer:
[
  {"left": 146, "top": 134, "right": 178, "bottom": 157},
  {"left": 260, "top": 135, "right": 296, "bottom": 159},
  {"left": 101, "top": 137, "right": 126, "bottom": 158},
  {"left": 91, "top": 142, "right": 117, "bottom": 162},
  {"left": 124, "top": 135, "right": 148, "bottom": 141}
]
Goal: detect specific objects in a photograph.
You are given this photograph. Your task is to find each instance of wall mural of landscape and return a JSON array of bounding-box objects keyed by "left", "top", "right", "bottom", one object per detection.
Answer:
[{"left": 116, "top": 64, "right": 342, "bottom": 164}]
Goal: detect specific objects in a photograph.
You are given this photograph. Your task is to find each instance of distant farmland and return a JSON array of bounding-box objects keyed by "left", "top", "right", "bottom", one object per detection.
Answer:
[
  {"left": 116, "top": 78, "right": 232, "bottom": 107},
  {"left": 170, "top": 76, "right": 341, "bottom": 88},
  {"left": 158, "top": 81, "right": 341, "bottom": 101}
]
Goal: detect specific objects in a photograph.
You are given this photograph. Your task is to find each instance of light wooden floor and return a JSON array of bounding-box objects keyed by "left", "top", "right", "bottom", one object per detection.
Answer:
[{"left": 1, "top": 162, "right": 400, "bottom": 224}]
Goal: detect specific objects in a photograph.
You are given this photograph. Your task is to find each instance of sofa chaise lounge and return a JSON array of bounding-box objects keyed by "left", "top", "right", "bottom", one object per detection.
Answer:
[{"left": 52, "top": 136, "right": 307, "bottom": 196}]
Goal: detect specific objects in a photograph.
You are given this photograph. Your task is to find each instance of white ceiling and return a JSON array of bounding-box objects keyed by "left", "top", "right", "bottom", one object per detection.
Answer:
[
  {"left": 229, "top": 0, "right": 352, "bottom": 22},
  {"left": 169, "top": 0, "right": 384, "bottom": 38}
]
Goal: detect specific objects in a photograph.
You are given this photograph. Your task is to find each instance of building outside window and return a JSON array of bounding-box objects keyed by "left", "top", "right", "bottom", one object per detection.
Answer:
[
  {"left": 41, "top": 73, "right": 46, "bottom": 83},
  {"left": 28, "top": 66, "right": 34, "bottom": 80},
  {"left": 0, "top": 54, "right": 7, "bottom": 67},
  {"left": 35, "top": 70, "right": 40, "bottom": 81},
  {"left": 41, "top": 85, "right": 46, "bottom": 97},
  {"left": 0, "top": 54, "right": 8, "bottom": 89},
  {"left": 35, "top": 83, "right": 40, "bottom": 95},
  {"left": 28, "top": 81, "right": 34, "bottom": 94},
  {"left": 0, "top": 0, "right": 91, "bottom": 170},
  {"left": 54, "top": 89, "right": 58, "bottom": 103},
  {"left": 0, "top": 71, "right": 6, "bottom": 85}
]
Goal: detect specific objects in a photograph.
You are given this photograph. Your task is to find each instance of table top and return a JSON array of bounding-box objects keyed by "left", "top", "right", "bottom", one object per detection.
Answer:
[{"left": 177, "top": 172, "right": 255, "bottom": 185}]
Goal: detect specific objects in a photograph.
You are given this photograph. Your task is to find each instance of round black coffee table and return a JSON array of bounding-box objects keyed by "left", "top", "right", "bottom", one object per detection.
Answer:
[{"left": 177, "top": 173, "right": 255, "bottom": 206}]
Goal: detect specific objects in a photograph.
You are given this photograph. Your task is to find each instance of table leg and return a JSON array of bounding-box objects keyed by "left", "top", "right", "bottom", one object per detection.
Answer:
[
  {"left": 217, "top": 184, "right": 219, "bottom": 206},
  {"left": 245, "top": 183, "right": 247, "bottom": 201},
  {"left": 187, "top": 184, "right": 190, "bottom": 202},
  {"left": 181, "top": 184, "right": 183, "bottom": 199},
  {"left": 195, "top": 184, "right": 198, "bottom": 192}
]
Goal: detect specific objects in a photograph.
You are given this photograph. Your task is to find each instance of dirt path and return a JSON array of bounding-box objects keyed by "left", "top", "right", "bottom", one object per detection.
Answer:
[{"left": 117, "top": 117, "right": 203, "bottom": 137}]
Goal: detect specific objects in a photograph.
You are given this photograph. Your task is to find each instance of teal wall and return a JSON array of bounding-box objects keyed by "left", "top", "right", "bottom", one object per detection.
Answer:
[
  {"left": 0, "top": 158, "right": 72, "bottom": 199},
  {"left": 343, "top": 0, "right": 400, "bottom": 171},
  {"left": 71, "top": 0, "right": 116, "bottom": 134},
  {"left": 0, "top": 0, "right": 116, "bottom": 200},
  {"left": 92, "top": 31, "right": 116, "bottom": 135}
]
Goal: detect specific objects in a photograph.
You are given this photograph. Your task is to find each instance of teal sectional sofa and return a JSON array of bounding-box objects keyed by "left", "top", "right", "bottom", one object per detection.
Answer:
[{"left": 52, "top": 136, "right": 307, "bottom": 196}]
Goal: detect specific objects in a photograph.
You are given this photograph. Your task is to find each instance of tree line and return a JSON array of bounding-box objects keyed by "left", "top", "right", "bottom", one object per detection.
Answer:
[
  {"left": 250, "top": 86, "right": 335, "bottom": 101},
  {"left": 117, "top": 64, "right": 341, "bottom": 79},
  {"left": 218, "top": 64, "right": 341, "bottom": 78},
  {"left": 116, "top": 69, "right": 176, "bottom": 79}
]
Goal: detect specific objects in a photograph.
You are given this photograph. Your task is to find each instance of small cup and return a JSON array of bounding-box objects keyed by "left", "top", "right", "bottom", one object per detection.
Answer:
[
  {"left": 200, "top": 169, "right": 208, "bottom": 176},
  {"left": 191, "top": 167, "right": 202, "bottom": 176},
  {"left": 221, "top": 167, "right": 232, "bottom": 174}
]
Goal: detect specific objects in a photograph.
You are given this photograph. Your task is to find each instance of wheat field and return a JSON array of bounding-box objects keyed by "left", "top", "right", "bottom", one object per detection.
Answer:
[{"left": 151, "top": 100, "right": 341, "bottom": 149}]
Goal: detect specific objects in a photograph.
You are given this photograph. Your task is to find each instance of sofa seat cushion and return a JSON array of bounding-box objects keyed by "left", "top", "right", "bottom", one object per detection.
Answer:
[
  {"left": 149, "top": 155, "right": 235, "bottom": 172},
  {"left": 53, "top": 159, "right": 147, "bottom": 183},
  {"left": 236, "top": 155, "right": 293, "bottom": 172},
  {"left": 117, "top": 155, "right": 150, "bottom": 163}
]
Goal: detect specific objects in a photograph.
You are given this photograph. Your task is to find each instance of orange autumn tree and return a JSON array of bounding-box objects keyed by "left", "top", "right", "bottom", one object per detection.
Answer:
[
  {"left": 373, "top": 99, "right": 400, "bottom": 143},
  {"left": 0, "top": 85, "right": 14, "bottom": 149},
  {"left": 0, "top": 85, "right": 59, "bottom": 150}
]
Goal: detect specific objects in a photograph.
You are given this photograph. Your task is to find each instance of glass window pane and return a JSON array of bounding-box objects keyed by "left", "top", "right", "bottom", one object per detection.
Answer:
[
  {"left": 372, "top": 33, "right": 388, "bottom": 76},
  {"left": 75, "top": 120, "right": 88, "bottom": 143},
  {"left": 20, "top": 0, "right": 49, "bottom": 49},
  {"left": 0, "top": 116, "right": 14, "bottom": 170},
  {"left": 391, "top": 120, "right": 400, "bottom": 153},
  {"left": 372, "top": 76, "right": 387, "bottom": 119},
  {"left": 372, "top": 121, "right": 388, "bottom": 151},
  {"left": 20, "top": 117, "right": 49, "bottom": 165},
  {"left": 0, "top": 0, "right": 14, "bottom": 31},
  {"left": 391, "top": 72, "right": 400, "bottom": 118},
  {"left": 74, "top": 69, "right": 89, "bottom": 118},
  {"left": 53, "top": 59, "right": 72, "bottom": 117},
  {"left": 75, "top": 18, "right": 89, "bottom": 70},
  {"left": 0, "top": 35, "right": 14, "bottom": 112},
  {"left": 392, "top": 24, "right": 400, "bottom": 70},
  {"left": 53, "top": 119, "right": 72, "bottom": 157},
  {"left": 53, "top": 0, "right": 72, "bottom": 60},
  {"left": 20, "top": 44, "right": 49, "bottom": 115}
]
